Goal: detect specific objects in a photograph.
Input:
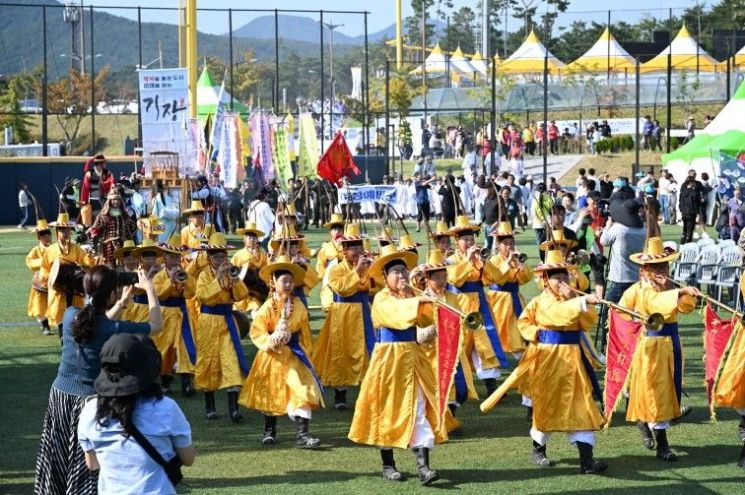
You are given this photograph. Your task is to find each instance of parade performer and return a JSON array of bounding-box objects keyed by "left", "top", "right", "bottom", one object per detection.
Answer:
[
  {"left": 269, "top": 224, "right": 318, "bottom": 309},
  {"left": 194, "top": 232, "right": 249, "bottom": 422},
  {"left": 151, "top": 179, "right": 179, "bottom": 242},
  {"left": 112, "top": 240, "right": 138, "bottom": 271},
  {"left": 79, "top": 154, "right": 114, "bottom": 225},
  {"left": 191, "top": 174, "right": 225, "bottom": 231},
  {"left": 445, "top": 215, "right": 508, "bottom": 395},
  {"left": 239, "top": 255, "right": 324, "bottom": 448},
  {"left": 538, "top": 229, "right": 590, "bottom": 292},
  {"left": 316, "top": 213, "right": 345, "bottom": 311},
  {"left": 26, "top": 219, "right": 52, "bottom": 334},
  {"left": 151, "top": 234, "right": 197, "bottom": 397},
  {"left": 121, "top": 240, "right": 164, "bottom": 323},
  {"left": 620, "top": 202, "right": 699, "bottom": 462},
  {"left": 312, "top": 222, "right": 374, "bottom": 411},
  {"left": 42, "top": 213, "right": 95, "bottom": 334},
  {"left": 231, "top": 221, "right": 268, "bottom": 314},
  {"left": 348, "top": 245, "right": 444, "bottom": 485},
  {"left": 181, "top": 201, "right": 211, "bottom": 248},
  {"left": 430, "top": 220, "right": 454, "bottom": 256},
  {"left": 89, "top": 188, "right": 137, "bottom": 266}
]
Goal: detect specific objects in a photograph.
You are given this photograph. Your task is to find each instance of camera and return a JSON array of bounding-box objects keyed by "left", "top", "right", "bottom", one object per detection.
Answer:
[{"left": 116, "top": 271, "right": 139, "bottom": 287}]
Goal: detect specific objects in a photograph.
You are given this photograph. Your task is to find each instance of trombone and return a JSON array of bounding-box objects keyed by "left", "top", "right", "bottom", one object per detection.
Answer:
[
  {"left": 407, "top": 284, "right": 484, "bottom": 330},
  {"left": 663, "top": 276, "right": 743, "bottom": 319},
  {"left": 566, "top": 286, "right": 665, "bottom": 331}
]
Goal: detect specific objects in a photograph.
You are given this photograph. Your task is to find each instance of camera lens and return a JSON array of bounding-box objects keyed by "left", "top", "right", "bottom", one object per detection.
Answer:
[{"left": 117, "top": 271, "right": 138, "bottom": 287}]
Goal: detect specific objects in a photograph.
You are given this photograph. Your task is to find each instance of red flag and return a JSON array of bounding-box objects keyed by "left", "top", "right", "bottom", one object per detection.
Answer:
[
  {"left": 316, "top": 131, "right": 360, "bottom": 186},
  {"left": 704, "top": 303, "right": 735, "bottom": 404},
  {"left": 436, "top": 306, "right": 462, "bottom": 425},
  {"left": 603, "top": 309, "right": 643, "bottom": 423}
]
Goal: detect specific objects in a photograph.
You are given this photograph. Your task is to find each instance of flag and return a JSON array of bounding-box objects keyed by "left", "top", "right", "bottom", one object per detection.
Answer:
[
  {"left": 436, "top": 305, "right": 462, "bottom": 425},
  {"left": 209, "top": 75, "right": 227, "bottom": 161},
  {"left": 296, "top": 113, "right": 319, "bottom": 177},
  {"left": 603, "top": 309, "right": 643, "bottom": 425},
  {"left": 703, "top": 303, "right": 735, "bottom": 405},
  {"left": 274, "top": 124, "right": 293, "bottom": 185},
  {"left": 258, "top": 114, "right": 275, "bottom": 181},
  {"left": 316, "top": 131, "right": 360, "bottom": 186}
]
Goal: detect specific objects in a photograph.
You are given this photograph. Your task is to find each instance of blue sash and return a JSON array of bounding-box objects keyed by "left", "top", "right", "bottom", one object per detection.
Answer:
[
  {"left": 288, "top": 332, "right": 324, "bottom": 395},
  {"left": 538, "top": 329, "right": 602, "bottom": 402},
  {"left": 160, "top": 296, "right": 197, "bottom": 365},
  {"left": 489, "top": 282, "right": 523, "bottom": 316},
  {"left": 333, "top": 291, "right": 375, "bottom": 355},
  {"left": 447, "top": 281, "right": 509, "bottom": 367},
  {"left": 293, "top": 287, "right": 308, "bottom": 308},
  {"left": 646, "top": 322, "right": 683, "bottom": 405},
  {"left": 200, "top": 304, "right": 249, "bottom": 374},
  {"left": 132, "top": 294, "right": 148, "bottom": 305},
  {"left": 377, "top": 327, "right": 416, "bottom": 343},
  {"left": 453, "top": 363, "right": 468, "bottom": 405}
]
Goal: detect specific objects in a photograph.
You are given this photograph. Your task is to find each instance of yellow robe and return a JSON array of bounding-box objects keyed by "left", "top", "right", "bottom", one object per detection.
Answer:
[
  {"left": 231, "top": 247, "right": 268, "bottom": 312},
  {"left": 348, "top": 289, "right": 448, "bottom": 448},
  {"left": 239, "top": 296, "right": 323, "bottom": 415},
  {"left": 180, "top": 224, "right": 209, "bottom": 249},
  {"left": 446, "top": 251, "right": 506, "bottom": 371},
  {"left": 620, "top": 282, "right": 696, "bottom": 423},
  {"left": 26, "top": 243, "right": 48, "bottom": 319},
  {"left": 714, "top": 276, "right": 745, "bottom": 409},
  {"left": 517, "top": 291, "right": 604, "bottom": 432},
  {"left": 151, "top": 268, "right": 197, "bottom": 375},
  {"left": 485, "top": 253, "right": 534, "bottom": 353},
  {"left": 121, "top": 287, "right": 152, "bottom": 323},
  {"left": 41, "top": 243, "right": 94, "bottom": 326},
  {"left": 316, "top": 240, "right": 340, "bottom": 310},
  {"left": 312, "top": 259, "right": 373, "bottom": 387},
  {"left": 194, "top": 269, "right": 250, "bottom": 391}
]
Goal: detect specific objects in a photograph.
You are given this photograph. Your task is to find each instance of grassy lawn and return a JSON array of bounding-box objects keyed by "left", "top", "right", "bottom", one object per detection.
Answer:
[{"left": 0, "top": 224, "right": 742, "bottom": 495}]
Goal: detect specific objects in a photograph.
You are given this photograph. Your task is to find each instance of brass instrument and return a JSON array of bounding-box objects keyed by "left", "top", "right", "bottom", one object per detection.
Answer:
[
  {"left": 444, "top": 247, "right": 455, "bottom": 257},
  {"left": 228, "top": 265, "right": 241, "bottom": 279},
  {"left": 479, "top": 247, "right": 492, "bottom": 260},
  {"left": 663, "top": 276, "right": 743, "bottom": 319},
  {"left": 173, "top": 268, "right": 188, "bottom": 283},
  {"left": 566, "top": 286, "right": 665, "bottom": 330},
  {"left": 511, "top": 251, "right": 528, "bottom": 263},
  {"left": 407, "top": 284, "right": 484, "bottom": 330}
]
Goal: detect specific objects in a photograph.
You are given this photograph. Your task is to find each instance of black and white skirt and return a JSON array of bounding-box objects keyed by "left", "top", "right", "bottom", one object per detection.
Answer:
[{"left": 34, "top": 386, "right": 97, "bottom": 495}]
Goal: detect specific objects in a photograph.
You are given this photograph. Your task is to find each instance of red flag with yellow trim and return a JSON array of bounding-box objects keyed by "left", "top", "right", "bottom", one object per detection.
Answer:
[
  {"left": 603, "top": 309, "right": 643, "bottom": 423},
  {"left": 436, "top": 306, "right": 462, "bottom": 424},
  {"left": 316, "top": 131, "right": 360, "bottom": 186},
  {"left": 704, "top": 303, "right": 735, "bottom": 404}
]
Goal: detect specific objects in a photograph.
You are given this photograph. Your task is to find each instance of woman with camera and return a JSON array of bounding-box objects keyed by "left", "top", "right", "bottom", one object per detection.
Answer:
[{"left": 34, "top": 265, "right": 163, "bottom": 495}]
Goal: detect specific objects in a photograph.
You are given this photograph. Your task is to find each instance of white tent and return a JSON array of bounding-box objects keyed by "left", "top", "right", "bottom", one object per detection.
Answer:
[
  {"left": 411, "top": 44, "right": 449, "bottom": 75},
  {"left": 566, "top": 28, "right": 636, "bottom": 73},
  {"left": 499, "top": 30, "right": 566, "bottom": 74},
  {"left": 641, "top": 25, "right": 721, "bottom": 73},
  {"left": 449, "top": 46, "right": 477, "bottom": 76},
  {"left": 469, "top": 50, "right": 489, "bottom": 77}
]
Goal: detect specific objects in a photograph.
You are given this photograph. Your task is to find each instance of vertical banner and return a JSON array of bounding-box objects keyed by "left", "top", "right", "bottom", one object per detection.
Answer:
[
  {"left": 259, "top": 114, "right": 275, "bottom": 182},
  {"left": 217, "top": 113, "right": 241, "bottom": 189},
  {"left": 603, "top": 309, "right": 642, "bottom": 425},
  {"left": 704, "top": 304, "right": 735, "bottom": 405},
  {"left": 351, "top": 66, "right": 362, "bottom": 100},
  {"left": 274, "top": 125, "right": 293, "bottom": 185},
  {"left": 138, "top": 68, "right": 195, "bottom": 175},
  {"left": 296, "top": 113, "right": 320, "bottom": 177},
  {"left": 436, "top": 306, "right": 462, "bottom": 426}
]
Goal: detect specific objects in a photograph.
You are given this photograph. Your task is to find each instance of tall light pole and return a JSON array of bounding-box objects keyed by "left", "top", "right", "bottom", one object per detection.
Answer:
[
  {"left": 62, "top": 2, "right": 81, "bottom": 73},
  {"left": 322, "top": 20, "right": 344, "bottom": 92}
]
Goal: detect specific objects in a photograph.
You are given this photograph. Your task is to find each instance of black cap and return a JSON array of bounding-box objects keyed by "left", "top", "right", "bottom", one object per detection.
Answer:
[{"left": 94, "top": 334, "right": 161, "bottom": 397}]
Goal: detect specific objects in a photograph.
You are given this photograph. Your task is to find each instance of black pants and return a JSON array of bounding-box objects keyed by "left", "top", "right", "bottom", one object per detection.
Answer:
[
  {"left": 417, "top": 202, "right": 431, "bottom": 222},
  {"left": 681, "top": 214, "right": 697, "bottom": 244}
]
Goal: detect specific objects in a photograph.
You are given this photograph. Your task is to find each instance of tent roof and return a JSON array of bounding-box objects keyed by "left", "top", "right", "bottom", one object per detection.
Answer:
[
  {"left": 449, "top": 46, "right": 477, "bottom": 76},
  {"left": 566, "top": 28, "right": 637, "bottom": 73},
  {"left": 499, "top": 30, "right": 566, "bottom": 74},
  {"left": 411, "top": 44, "right": 449, "bottom": 75},
  {"left": 469, "top": 50, "right": 489, "bottom": 76},
  {"left": 196, "top": 67, "right": 249, "bottom": 118},
  {"left": 698, "top": 81, "right": 745, "bottom": 136},
  {"left": 641, "top": 25, "right": 721, "bottom": 73}
]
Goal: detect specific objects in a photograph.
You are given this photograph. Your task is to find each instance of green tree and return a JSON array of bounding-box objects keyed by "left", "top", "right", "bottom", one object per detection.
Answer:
[{"left": 0, "top": 75, "right": 33, "bottom": 143}]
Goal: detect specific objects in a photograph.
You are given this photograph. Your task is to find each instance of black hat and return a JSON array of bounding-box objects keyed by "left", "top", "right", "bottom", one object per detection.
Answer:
[
  {"left": 94, "top": 334, "right": 161, "bottom": 397},
  {"left": 609, "top": 198, "right": 643, "bottom": 228}
]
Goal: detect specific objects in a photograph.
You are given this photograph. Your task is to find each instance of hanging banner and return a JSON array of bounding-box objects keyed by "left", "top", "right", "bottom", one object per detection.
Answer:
[
  {"left": 436, "top": 305, "right": 462, "bottom": 426},
  {"left": 259, "top": 114, "right": 275, "bottom": 182},
  {"left": 704, "top": 304, "right": 736, "bottom": 406},
  {"left": 603, "top": 309, "right": 642, "bottom": 425},
  {"left": 351, "top": 66, "right": 362, "bottom": 100},
  {"left": 217, "top": 113, "right": 242, "bottom": 189},
  {"left": 274, "top": 125, "right": 293, "bottom": 185},
  {"left": 337, "top": 185, "right": 397, "bottom": 205},
  {"left": 296, "top": 113, "right": 320, "bottom": 177},
  {"left": 138, "top": 68, "right": 196, "bottom": 176}
]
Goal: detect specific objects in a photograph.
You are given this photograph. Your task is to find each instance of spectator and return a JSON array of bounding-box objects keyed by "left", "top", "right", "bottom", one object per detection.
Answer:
[
  {"left": 572, "top": 123, "right": 582, "bottom": 153},
  {"left": 728, "top": 187, "right": 745, "bottom": 242},
  {"left": 482, "top": 186, "right": 499, "bottom": 251},
  {"left": 518, "top": 177, "right": 531, "bottom": 227},
  {"left": 414, "top": 173, "right": 435, "bottom": 232},
  {"left": 34, "top": 266, "right": 163, "bottom": 495},
  {"left": 697, "top": 171, "right": 714, "bottom": 238},
  {"left": 375, "top": 127, "right": 387, "bottom": 156},
  {"left": 531, "top": 183, "right": 555, "bottom": 245},
  {"left": 548, "top": 177, "right": 561, "bottom": 197},
  {"left": 610, "top": 177, "right": 636, "bottom": 203},
  {"left": 535, "top": 124, "right": 545, "bottom": 156},
  {"left": 78, "top": 334, "right": 195, "bottom": 495},
  {"left": 18, "top": 182, "right": 31, "bottom": 229},
  {"left": 575, "top": 168, "right": 587, "bottom": 188},
  {"left": 685, "top": 116, "right": 695, "bottom": 144},
  {"left": 599, "top": 172, "right": 613, "bottom": 200},
  {"left": 586, "top": 124, "right": 596, "bottom": 154},
  {"left": 652, "top": 120, "right": 663, "bottom": 151},
  {"left": 643, "top": 115, "right": 654, "bottom": 149},
  {"left": 547, "top": 121, "right": 560, "bottom": 155},
  {"left": 679, "top": 171, "right": 704, "bottom": 244},
  {"left": 657, "top": 169, "right": 671, "bottom": 224},
  {"left": 508, "top": 126, "right": 524, "bottom": 177},
  {"left": 501, "top": 184, "right": 519, "bottom": 230},
  {"left": 246, "top": 188, "right": 275, "bottom": 250},
  {"left": 472, "top": 175, "right": 488, "bottom": 224},
  {"left": 438, "top": 175, "right": 460, "bottom": 227},
  {"left": 522, "top": 123, "right": 536, "bottom": 156},
  {"left": 562, "top": 193, "right": 577, "bottom": 227},
  {"left": 421, "top": 125, "right": 431, "bottom": 157},
  {"left": 561, "top": 127, "right": 572, "bottom": 154},
  {"left": 666, "top": 173, "right": 679, "bottom": 224},
  {"left": 600, "top": 120, "right": 612, "bottom": 139}
]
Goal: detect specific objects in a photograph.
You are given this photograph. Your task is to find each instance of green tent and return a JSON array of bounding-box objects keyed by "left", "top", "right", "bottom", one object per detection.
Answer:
[{"left": 196, "top": 67, "right": 250, "bottom": 121}]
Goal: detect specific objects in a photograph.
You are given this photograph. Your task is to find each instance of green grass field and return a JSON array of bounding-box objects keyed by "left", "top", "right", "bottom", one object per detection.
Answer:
[{"left": 0, "top": 224, "right": 743, "bottom": 495}]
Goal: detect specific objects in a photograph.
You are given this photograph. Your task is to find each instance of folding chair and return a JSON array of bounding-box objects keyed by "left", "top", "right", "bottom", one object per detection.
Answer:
[
  {"left": 696, "top": 246, "right": 720, "bottom": 294},
  {"left": 674, "top": 243, "right": 699, "bottom": 284},
  {"left": 715, "top": 247, "right": 743, "bottom": 305},
  {"left": 697, "top": 237, "right": 716, "bottom": 248}
]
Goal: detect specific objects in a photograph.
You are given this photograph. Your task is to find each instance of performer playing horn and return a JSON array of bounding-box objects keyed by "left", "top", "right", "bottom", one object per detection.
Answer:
[{"left": 26, "top": 219, "right": 53, "bottom": 334}]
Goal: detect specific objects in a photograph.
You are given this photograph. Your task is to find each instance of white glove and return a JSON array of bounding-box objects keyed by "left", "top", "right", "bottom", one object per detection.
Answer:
[{"left": 416, "top": 325, "right": 437, "bottom": 345}]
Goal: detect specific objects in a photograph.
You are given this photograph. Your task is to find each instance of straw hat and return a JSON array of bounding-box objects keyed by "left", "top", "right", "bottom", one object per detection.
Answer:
[
  {"left": 113, "top": 240, "right": 138, "bottom": 260},
  {"left": 491, "top": 221, "right": 515, "bottom": 239},
  {"left": 339, "top": 223, "right": 366, "bottom": 244},
  {"left": 369, "top": 244, "right": 418, "bottom": 280},
  {"left": 534, "top": 249, "right": 578, "bottom": 273},
  {"left": 539, "top": 229, "right": 577, "bottom": 252},
  {"left": 322, "top": 213, "right": 346, "bottom": 229},
  {"left": 94, "top": 334, "right": 161, "bottom": 398},
  {"left": 398, "top": 234, "right": 422, "bottom": 252},
  {"left": 48, "top": 212, "right": 76, "bottom": 229},
  {"left": 430, "top": 220, "right": 452, "bottom": 239},
  {"left": 32, "top": 219, "right": 51, "bottom": 233},
  {"left": 138, "top": 215, "right": 166, "bottom": 235},
  {"left": 158, "top": 234, "right": 188, "bottom": 255},
  {"left": 269, "top": 224, "right": 305, "bottom": 251},
  {"left": 279, "top": 203, "right": 298, "bottom": 218},
  {"left": 258, "top": 254, "right": 306, "bottom": 285},
  {"left": 449, "top": 215, "right": 480, "bottom": 236},
  {"left": 198, "top": 232, "right": 236, "bottom": 251},
  {"left": 630, "top": 197, "right": 680, "bottom": 264},
  {"left": 235, "top": 221, "right": 265, "bottom": 238},
  {"left": 183, "top": 200, "right": 205, "bottom": 216},
  {"left": 132, "top": 238, "right": 166, "bottom": 258},
  {"left": 419, "top": 249, "right": 448, "bottom": 274},
  {"left": 375, "top": 226, "right": 398, "bottom": 244}
]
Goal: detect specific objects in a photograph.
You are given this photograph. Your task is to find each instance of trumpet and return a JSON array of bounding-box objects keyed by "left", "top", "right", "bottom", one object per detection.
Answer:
[
  {"left": 663, "top": 276, "right": 743, "bottom": 319},
  {"left": 228, "top": 265, "right": 241, "bottom": 279},
  {"left": 407, "top": 284, "right": 484, "bottom": 330},
  {"left": 566, "top": 286, "right": 665, "bottom": 330},
  {"left": 479, "top": 247, "right": 492, "bottom": 260},
  {"left": 511, "top": 251, "right": 528, "bottom": 263},
  {"left": 172, "top": 268, "right": 188, "bottom": 283}
]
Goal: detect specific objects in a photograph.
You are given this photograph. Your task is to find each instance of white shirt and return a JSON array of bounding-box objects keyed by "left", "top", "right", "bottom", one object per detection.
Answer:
[
  {"left": 247, "top": 200, "right": 275, "bottom": 241},
  {"left": 18, "top": 190, "right": 30, "bottom": 208},
  {"left": 658, "top": 176, "right": 670, "bottom": 197}
]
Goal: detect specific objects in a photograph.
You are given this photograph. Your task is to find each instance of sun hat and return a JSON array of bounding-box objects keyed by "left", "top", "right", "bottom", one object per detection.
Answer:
[{"left": 94, "top": 334, "right": 161, "bottom": 397}]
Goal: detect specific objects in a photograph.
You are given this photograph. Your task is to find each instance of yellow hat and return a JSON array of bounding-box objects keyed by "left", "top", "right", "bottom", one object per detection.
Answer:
[
  {"left": 369, "top": 244, "right": 418, "bottom": 281},
  {"left": 630, "top": 237, "right": 681, "bottom": 264},
  {"left": 376, "top": 225, "right": 398, "bottom": 243},
  {"left": 322, "top": 213, "right": 346, "bottom": 229},
  {"left": 420, "top": 248, "right": 448, "bottom": 274},
  {"left": 183, "top": 200, "right": 205, "bottom": 215},
  {"left": 235, "top": 221, "right": 265, "bottom": 238},
  {"left": 132, "top": 238, "right": 166, "bottom": 257},
  {"left": 280, "top": 204, "right": 298, "bottom": 217},
  {"left": 539, "top": 229, "right": 577, "bottom": 252},
  {"left": 158, "top": 234, "right": 187, "bottom": 255},
  {"left": 430, "top": 220, "right": 452, "bottom": 238},
  {"left": 198, "top": 232, "right": 236, "bottom": 251},
  {"left": 449, "top": 215, "right": 480, "bottom": 236},
  {"left": 492, "top": 221, "right": 515, "bottom": 238},
  {"left": 113, "top": 240, "right": 138, "bottom": 260},
  {"left": 138, "top": 215, "right": 166, "bottom": 235},
  {"left": 33, "top": 219, "right": 50, "bottom": 233},
  {"left": 258, "top": 254, "right": 306, "bottom": 285},
  {"left": 269, "top": 224, "right": 305, "bottom": 251},
  {"left": 398, "top": 234, "right": 421, "bottom": 252},
  {"left": 339, "top": 223, "right": 366, "bottom": 243},
  {"left": 534, "top": 249, "right": 578, "bottom": 273},
  {"left": 49, "top": 212, "right": 75, "bottom": 228}
]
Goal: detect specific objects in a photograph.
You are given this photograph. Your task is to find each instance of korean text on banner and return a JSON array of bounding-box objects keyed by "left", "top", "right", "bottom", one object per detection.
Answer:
[
  {"left": 337, "top": 185, "right": 397, "bottom": 205},
  {"left": 217, "top": 113, "right": 242, "bottom": 188}
]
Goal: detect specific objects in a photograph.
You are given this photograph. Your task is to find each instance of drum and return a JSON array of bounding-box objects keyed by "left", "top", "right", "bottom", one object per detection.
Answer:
[
  {"left": 48, "top": 260, "right": 85, "bottom": 295},
  {"left": 241, "top": 266, "right": 269, "bottom": 303},
  {"left": 32, "top": 271, "right": 48, "bottom": 293},
  {"left": 232, "top": 310, "right": 251, "bottom": 340}
]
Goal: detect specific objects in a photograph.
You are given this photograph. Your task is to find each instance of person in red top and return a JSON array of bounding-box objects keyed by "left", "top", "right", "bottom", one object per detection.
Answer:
[
  {"left": 535, "top": 125, "right": 545, "bottom": 156},
  {"left": 80, "top": 155, "right": 114, "bottom": 225},
  {"left": 547, "top": 121, "right": 560, "bottom": 155},
  {"left": 500, "top": 125, "right": 510, "bottom": 157}
]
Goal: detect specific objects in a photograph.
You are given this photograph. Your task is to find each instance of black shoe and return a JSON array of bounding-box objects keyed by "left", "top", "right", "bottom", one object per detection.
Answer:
[
  {"left": 532, "top": 440, "right": 551, "bottom": 467},
  {"left": 180, "top": 375, "right": 195, "bottom": 397},
  {"left": 672, "top": 405, "right": 692, "bottom": 422},
  {"left": 334, "top": 389, "right": 347, "bottom": 411},
  {"left": 483, "top": 378, "right": 498, "bottom": 396},
  {"left": 381, "top": 449, "right": 403, "bottom": 481},
  {"left": 42, "top": 327, "right": 51, "bottom": 336},
  {"left": 577, "top": 441, "right": 607, "bottom": 474},
  {"left": 161, "top": 375, "right": 173, "bottom": 394},
  {"left": 637, "top": 422, "right": 655, "bottom": 450},
  {"left": 413, "top": 447, "right": 439, "bottom": 486},
  {"left": 526, "top": 406, "right": 533, "bottom": 423},
  {"left": 448, "top": 404, "right": 457, "bottom": 417},
  {"left": 654, "top": 428, "right": 678, "bottom": 461},
  {"left": 204, "top": 392, "right": 217, "bottom": 420},
  {"left": 227, "top": 391, "right": 242, "bottom": 422},
  {"left": 738, "top": 415, "right": 745, "bottom": 443},
  {"left": 295, "top": 417, "right": 320, "bottom": 448},
  {"left": 262, "top": 415, "right": 277, "bottom": 445},
  {"left": 738, "top": 443, "right": 745, "bottom": 468}
]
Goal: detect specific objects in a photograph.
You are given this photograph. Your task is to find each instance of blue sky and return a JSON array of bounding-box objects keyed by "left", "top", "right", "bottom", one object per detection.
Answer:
[{"left": 88, "top": 0, "right": 713, "bottom": 37}]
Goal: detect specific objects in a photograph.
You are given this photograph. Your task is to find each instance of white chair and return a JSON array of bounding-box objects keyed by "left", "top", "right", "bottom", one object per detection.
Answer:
[
  {"left": 718, "top": 239, "right": 736, "bottom": 249},
  {"left": 674, "top": 243, "right": 699, "bottom": 284},
  {"left": 697, "top": 237, "right": 716, "bottom": 248},
  {"left": 715, "top": 247, "right": 743, "bottom": 304},
  {"left": 696, "top": 246, "right": 721, "bottom": 292}
]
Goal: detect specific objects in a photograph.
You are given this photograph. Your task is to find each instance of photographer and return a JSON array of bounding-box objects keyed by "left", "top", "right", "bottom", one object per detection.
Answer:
[
  {"left": 679, "top": 170, "right": 704, "bottom": 244},
  {"left": 571, "top": 191, "right": 608, "bottom": 296}
]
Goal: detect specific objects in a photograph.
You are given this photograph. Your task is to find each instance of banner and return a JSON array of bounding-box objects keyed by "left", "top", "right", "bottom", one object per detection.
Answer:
[
  {"left": 317, "top": 132, "right": 360, "bottom": 186},
  {"left": 436, "top": 306, "right": 462, "bottom": 425},
  {"left": 217, "top": 113, "right": 242, "bottom": 188},
  {"left": 351, "top": 66, "right": 362, "bottom": 100},
  {"left": 209, "top": 76, "right": 227, "bottom": 161},
  {"left": 138, "top": 68, "right": 196, "bottom": 175},
  {"left": 703, "top": 304, "right": 735, "bottom": 404},
  {"left": 337, "top": 185, "right": 397, "bottom": 205},
  {"left": 274, "top": 125, "right": 293, "bottom": 185},
  {"left": 603, "top": 309, "right": 643, "bottom": 424},
  {"left": 297, "top": 113, "right": 320, "bottom": 177}
]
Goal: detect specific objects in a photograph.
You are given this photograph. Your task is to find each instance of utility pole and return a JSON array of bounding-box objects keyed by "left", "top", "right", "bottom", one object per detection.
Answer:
[
  {"left": 322, "top": 20, "right": 344, "bottom": 91},
  {"left": 482, "top": 0, "right": 489, "bottom": 57}
]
